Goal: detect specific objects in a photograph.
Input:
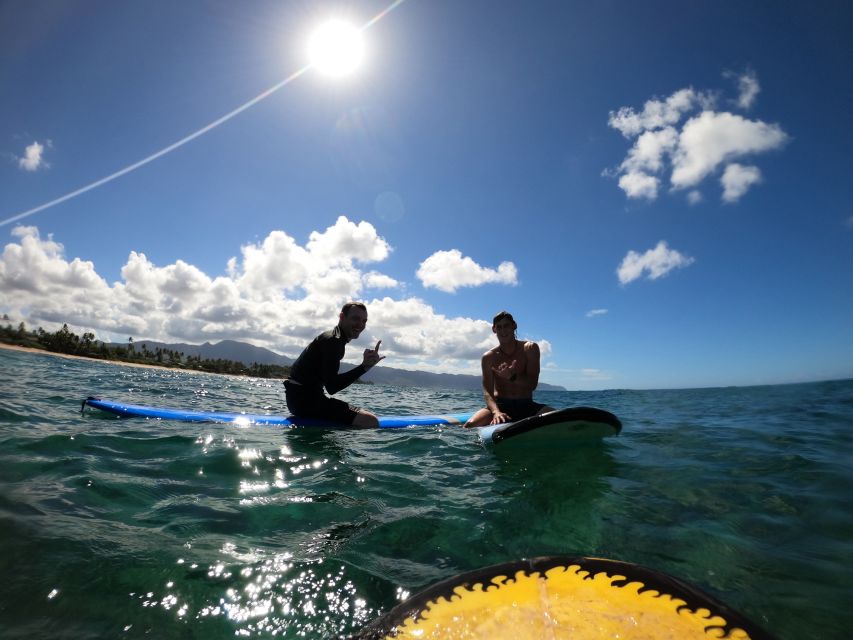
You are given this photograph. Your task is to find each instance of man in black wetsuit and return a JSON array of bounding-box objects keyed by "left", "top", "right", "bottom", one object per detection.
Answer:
[{"left": 284, "top": 302, "right": 384, "bottom": 428}]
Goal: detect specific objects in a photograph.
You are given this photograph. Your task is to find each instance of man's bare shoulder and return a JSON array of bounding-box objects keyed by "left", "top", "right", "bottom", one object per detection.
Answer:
[
  {"left": 482, "top": 346, "right": 501, "bottom": 360},
  {"left": 522, "top": 340, "right": 540, "bottom": 352}
]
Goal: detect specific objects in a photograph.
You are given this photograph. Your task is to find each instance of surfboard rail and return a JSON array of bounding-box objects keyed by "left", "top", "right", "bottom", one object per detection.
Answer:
[
  {"left": 82, "top": 396, "right": 472, "bottom": 429},
  {"left": 477, "top": 406, "right": 621, "bottom": 445}
]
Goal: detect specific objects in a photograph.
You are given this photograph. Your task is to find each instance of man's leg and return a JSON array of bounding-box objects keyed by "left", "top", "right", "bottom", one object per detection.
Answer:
[
  {"left": 351, "top": 410, "right": 379, "bottom": 429},
  {"left": 463, "top": 407, "right": 493, "bottom": 428},
  {"left": 289, "top": 389, "right": 370, "bottom": 428}
]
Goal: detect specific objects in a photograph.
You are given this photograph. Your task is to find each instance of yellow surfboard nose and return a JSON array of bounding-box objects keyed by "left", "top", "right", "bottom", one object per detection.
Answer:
[{"left": 355, "top": 556, "right": 773, "bottom": 640}]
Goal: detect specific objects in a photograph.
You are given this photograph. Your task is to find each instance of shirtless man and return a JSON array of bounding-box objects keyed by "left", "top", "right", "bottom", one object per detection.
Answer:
[
  {"left": 464, "top": 311, "right": 554, "bottom": 427},
  {"left": 284, "top": 302, "right": 384, "bottom": 428}
]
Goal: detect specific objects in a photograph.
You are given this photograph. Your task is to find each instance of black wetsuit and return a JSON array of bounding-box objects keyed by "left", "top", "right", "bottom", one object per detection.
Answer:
[{"left": 284, "top": 327, "right": 366, "bottom": 424}]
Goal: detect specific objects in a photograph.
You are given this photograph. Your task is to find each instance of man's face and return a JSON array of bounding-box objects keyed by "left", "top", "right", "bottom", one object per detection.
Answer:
[
  {"left": 339, "top": 307, "right": 368, "bottom": 341},
  {"left": 492, "top": 318, "right": 516, "bottom": 340}
]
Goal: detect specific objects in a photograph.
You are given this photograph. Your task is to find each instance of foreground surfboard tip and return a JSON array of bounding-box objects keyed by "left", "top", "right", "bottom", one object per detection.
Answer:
[{"left": 354, "top": 555, "right": 775, "bottom": 640}]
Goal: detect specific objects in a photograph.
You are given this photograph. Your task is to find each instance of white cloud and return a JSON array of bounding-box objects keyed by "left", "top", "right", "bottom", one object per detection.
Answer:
[
  {"left": 687, "top": 190, "right": 703, "bottom": 205},
  {"left": 0, "top": 220, "right": 514, "bottom": 374},
  {"left": 235, "top": 230, "right": 309, "bottom": 296},
  {"left": 721, "top": 163, "right": 762, "bottom": 202},
  {"left": 416, "top": 249, "right": 518, "bottom": 293},
  {"left": 670, "top": 111, "right": 786, "bottom": 189},
  {"left": 620, "top": 127, "right": 679, "bottom": 174},
  {"left": 618, "top": 171, "right": 659, "bottom": 199},
  {"left": 586, "top": 309, "right": 608, "bottom": 318},
  {"left": 607, "top": 74, "right": 787, "bottom": 202},
  {"left": 617, "top": 240, "right": 694, "bottom": 285},
  {"left": 363, "top": 271, "right": 399, "bottom": 289},
  {"left": 306, "top": 216, "right": 390, "bottom": 264},
  {"left": 608, "top": 88, "right": 706, "bottom": 138},
  {"left": 226, "top": 215, "right": 393, "bottom": 308},
  {"left": 18, "top": 141, "right": 50, "bottom": 171},
  {"left": 1, "top": 226, "right": 107, "bottom": 294}
]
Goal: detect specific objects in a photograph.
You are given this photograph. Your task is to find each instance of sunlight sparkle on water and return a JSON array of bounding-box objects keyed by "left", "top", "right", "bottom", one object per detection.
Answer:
[
  {"left": 239, "top": 480, "right": 271, "bottom": 495},
  {"left": 191, "top": 550, "right": 375, "bottom": 636}
]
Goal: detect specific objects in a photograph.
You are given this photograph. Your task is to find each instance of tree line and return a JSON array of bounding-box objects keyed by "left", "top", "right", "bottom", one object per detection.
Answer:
[{"left": 0, "top": 318, "right": 292, "bottom": 379}]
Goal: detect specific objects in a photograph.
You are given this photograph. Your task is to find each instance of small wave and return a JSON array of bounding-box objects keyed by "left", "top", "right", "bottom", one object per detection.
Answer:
[{"left": 0, "top": 406, "right": 29, "bottom": 422}]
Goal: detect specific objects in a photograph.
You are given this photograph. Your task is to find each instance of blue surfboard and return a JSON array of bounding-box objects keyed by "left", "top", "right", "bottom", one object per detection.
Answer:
[
  {"left": 82, "top": 397, "right": 621, "bottom": 446},
  {"left": 82, "top": 396, "right": 472, "bottom": 429}
]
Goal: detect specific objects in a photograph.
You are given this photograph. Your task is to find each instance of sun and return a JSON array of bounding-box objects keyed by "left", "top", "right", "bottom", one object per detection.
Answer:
[{"left": 308, "top": 20, "right": 365, "bottom": 77}]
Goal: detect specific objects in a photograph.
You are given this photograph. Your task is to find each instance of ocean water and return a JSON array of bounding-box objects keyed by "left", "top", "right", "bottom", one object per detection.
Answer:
[{"left": 0, "top": 348, "right": 851, "bottom": 639}]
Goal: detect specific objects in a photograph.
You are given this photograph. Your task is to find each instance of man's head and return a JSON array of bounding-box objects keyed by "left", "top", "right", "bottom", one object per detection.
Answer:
[
  {"left": 492, "top": 311, "right": 515, "bottom": 327},
  {"left": 492, "top": 310, "right": 517, "bottom": 338},
  {"left": 339, "top": 302, "right": 368, "bottom": 341}
]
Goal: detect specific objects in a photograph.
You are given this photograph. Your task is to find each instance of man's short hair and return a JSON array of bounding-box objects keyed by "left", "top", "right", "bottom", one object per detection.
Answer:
[
  {"left": 341, "top": 301, "right": 367, "bottom": 317},
  {"left": 492, "top": 310, "right": 515, "bottom": 326}
]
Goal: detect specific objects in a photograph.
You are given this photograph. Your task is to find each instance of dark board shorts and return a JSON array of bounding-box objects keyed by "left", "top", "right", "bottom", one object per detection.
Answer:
[
  {"left": 496, "top": 397, "right": 546, "bottom": 421},
  {"left": 284, "top": 380, "right": 359, "bottom": 425}
]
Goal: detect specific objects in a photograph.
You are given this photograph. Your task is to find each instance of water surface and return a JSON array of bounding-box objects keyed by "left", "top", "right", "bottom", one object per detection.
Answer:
[{"left": 1, "top": 348, "right": 851, "bottom": 638}]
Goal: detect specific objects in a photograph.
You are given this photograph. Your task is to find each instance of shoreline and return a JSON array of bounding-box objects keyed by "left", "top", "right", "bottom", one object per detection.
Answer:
[{"left": 0, "top": 342, "right": 209, "bottom": 375}]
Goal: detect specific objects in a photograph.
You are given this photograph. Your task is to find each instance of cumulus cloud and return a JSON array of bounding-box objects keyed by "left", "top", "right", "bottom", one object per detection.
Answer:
[
  {"left": 363, "top": 271, "right": 400, "bottom": 289},
  {"left": 416, "top": 249, "right": 518, "bottom": 293},
  {"left": 617, "top": 240, "right": 695, "bottom": 285},
  {"left": 619, "top": 127, "right": 680, "bottom": 174},
  {"left": 687, "top": 190, "right": 703, "bottom": 205},
  {"left": 586, "top": 309, "right": 608, "bottom": 318},
  {"left": 608, "top": 88, "right": 708, "bottom": 138},
  {"left": 0, "top": 219, "right": 516, "bottom": 374},
  {"left": 18, "top": 141, "right": 50, "bottom": 171},
  {"left": 721, "top": 163, "right": 762, "bottom": 202},
  {"left": 306, "top": 216, "right": 390, "bottom": 264},
  {"left": 670, "top": 112, "right": 785, "bottom": 189},
  {"left": 606, "top": 72, "right": 787, "bottom": 202},
  {"left": 618, "top": 171, "right": 659, "bottom": 200}
]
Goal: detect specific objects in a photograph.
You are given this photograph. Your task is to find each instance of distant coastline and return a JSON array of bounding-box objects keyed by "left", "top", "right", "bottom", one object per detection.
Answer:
[
  {"left": 0, "top": 341, "right": 203, "bottom": 375},
  {"left": 0, "top": 322, "right": 291, "bottom": 379}
]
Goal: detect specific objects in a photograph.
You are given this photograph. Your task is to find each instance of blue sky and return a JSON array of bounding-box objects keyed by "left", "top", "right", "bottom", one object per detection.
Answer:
[{"left": 2, "top": 0, "right": 852, "bottom": 390}]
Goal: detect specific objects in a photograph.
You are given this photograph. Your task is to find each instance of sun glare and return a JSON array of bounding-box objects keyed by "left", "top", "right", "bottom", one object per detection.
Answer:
[{"left": 308, "top": 20, "right": 365, "bottom": 77}]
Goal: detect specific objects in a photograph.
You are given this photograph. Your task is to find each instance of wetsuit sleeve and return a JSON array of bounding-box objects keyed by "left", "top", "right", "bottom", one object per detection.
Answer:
[
  {"left": 325, "top": 364, "right": 366, "bottom": 395},
  {"left": 321, "top": 339, "right": 366, "bottom": 395}
]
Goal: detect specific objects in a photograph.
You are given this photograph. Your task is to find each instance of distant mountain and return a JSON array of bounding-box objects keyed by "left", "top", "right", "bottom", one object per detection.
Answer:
[
  {"left": 355, "top": 364, "right": 566, "bottom": 391},
  {"left": 119, "top": 339, "right": 566, "bottom": 391},
  {"left": 116, "top": 339, "right": 294, "bottom": 366}
]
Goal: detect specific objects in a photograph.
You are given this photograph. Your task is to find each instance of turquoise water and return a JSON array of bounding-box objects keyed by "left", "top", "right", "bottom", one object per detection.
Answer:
[{"left": 1, "top": 348, "right": 851, "bottom": 639}]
